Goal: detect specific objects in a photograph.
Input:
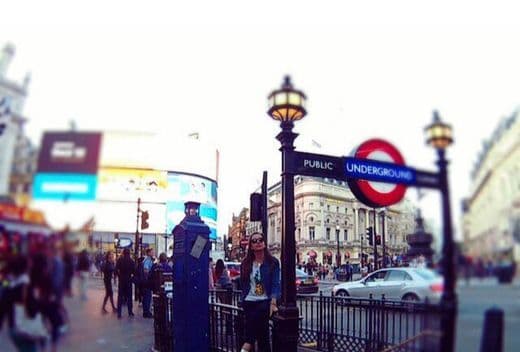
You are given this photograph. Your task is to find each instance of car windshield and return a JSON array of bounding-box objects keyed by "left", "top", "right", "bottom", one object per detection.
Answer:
[
  {"left": 413, "top": 269, "right": 439, "bottom": 280},
  {"left": 296, "top": 269, "right": 308, "bottom": 278}
]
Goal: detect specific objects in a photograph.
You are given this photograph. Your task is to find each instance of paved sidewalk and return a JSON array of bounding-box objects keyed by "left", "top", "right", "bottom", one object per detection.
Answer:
[{"left": 0, "top": 278, "right": 154, "bottom": 352}]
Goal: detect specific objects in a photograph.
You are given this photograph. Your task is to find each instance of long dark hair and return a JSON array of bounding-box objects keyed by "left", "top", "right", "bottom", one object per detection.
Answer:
[
  {"left": 215, "top": 259, "right": 225, "bottom": 279},
  {"left": 240, "top": 232, "right": 275, "bottom": 281}
]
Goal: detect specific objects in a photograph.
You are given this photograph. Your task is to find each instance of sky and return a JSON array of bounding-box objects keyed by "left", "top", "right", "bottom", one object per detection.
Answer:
[{"left": 1, "top": 1, "right": 520, "bottom": 242}]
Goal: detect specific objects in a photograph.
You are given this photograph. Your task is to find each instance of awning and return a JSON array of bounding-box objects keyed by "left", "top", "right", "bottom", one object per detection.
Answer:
[{"left": 307, "top": 250, "right": 317, "bottom": 257}]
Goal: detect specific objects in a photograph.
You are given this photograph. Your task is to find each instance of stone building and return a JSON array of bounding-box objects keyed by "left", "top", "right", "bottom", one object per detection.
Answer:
[
  {"left": 462, "top": 111, "right": 520, "bottom": 264},
  {"left": 228, "top": 176, "right": 416, "bottom": 265}
]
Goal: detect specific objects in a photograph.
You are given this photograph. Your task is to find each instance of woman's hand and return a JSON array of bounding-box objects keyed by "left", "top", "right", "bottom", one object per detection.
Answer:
[{"left": 270, "top": 300, "right": 278, "bottom": 317}]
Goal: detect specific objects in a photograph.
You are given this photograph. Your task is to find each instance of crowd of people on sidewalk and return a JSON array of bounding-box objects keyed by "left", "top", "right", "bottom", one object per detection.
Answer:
[{"left": 0, "top": 243, "right": 73, "bottom": 352}]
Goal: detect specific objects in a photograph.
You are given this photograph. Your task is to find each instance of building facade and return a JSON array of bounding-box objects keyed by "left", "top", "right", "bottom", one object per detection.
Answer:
[
  {"left": 0, "top": 43, "right": 32, "bottom": 199},
  {"left": 462, "top": 111, "right": 520, "bottom": 264},
  {"left": 228, "top": 176, "right": 415, "bottom": 265}
]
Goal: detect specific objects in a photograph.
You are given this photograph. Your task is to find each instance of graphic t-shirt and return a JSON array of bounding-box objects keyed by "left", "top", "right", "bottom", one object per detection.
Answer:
[{"left": 245, "top": 261, "right": 268, "bottom": 301}]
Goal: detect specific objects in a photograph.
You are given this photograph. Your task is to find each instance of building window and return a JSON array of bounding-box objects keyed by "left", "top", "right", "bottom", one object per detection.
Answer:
[
  {"left": 336, "top": 206, "right": 339, "bottom": 212},
  {"left": 309, "top": 227, "right": 315, "bottom": 241},
  {"left": 326, "top": 218, "right": 330, "bottom": 224},
  {"left": 345, "top": 207, "right": 348, "bottom": 213},
  {"left": 309, "top": 216, "right": 314, "bottom": 223},
  {"left": 326, "top": 228, "right": 331, "bottom": 240},
  {"left": 320, "top": 202, "right": 324, "bottom": 207},
  {"left": 309, "top": 203, "right": 314, "bottom": 209},
  {"left": 297, "top": 228, "right": 301, "bottom": 241},
  {"left": 344, "top": 229, "right": 348, "bottom": 241},
  {"left": 327, "top": 205, "right": 330, "bottom": 211}
]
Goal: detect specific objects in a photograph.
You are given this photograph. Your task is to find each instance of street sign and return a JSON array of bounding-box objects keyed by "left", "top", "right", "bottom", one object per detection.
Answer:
[
  {"left": 287, "top": 140, "right": 442, "bottom": 204},
  {"left": 291, "top": 151, "right": 345, "bottom": 180},
  {"left": 347, "top": 139, "right": 407, "bottom": 208},
  {"left": 118, "top": 237, "right": 132, "bottom": 248}
]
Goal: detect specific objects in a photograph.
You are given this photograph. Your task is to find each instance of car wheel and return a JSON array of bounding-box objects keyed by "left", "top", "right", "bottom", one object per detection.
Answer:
[
  {"left": 335, "top": 290, "right": 349, "bottom": 305},
  {"left": 402, "top": 293, "right": 419, "bottom": 302}
]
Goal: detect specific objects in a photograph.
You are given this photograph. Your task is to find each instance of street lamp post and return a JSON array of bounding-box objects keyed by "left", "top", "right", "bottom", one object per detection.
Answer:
[
  {"left": 425, "top": 110, "right": 456, "bottom": 352},
  {"left": 380, "top": 209, "right": 387, "bottom": 268},
  {"left": 336, "top": 224, "right": 341, "bottom": 267},
  {"left": 267, "top": 76, "right": 306, "bottom": 351}
]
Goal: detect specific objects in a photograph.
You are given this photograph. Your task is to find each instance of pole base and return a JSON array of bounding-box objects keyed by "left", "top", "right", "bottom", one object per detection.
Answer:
[{"left": 272, "top": 306, "right": 299, "bottom": 352}]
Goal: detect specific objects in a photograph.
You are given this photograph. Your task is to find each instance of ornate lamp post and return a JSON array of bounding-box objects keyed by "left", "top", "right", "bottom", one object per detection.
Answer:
[
  {"left": 267, "top": 76, "right": 306, "bottom": 351},
  {"left": 425, "top": 110, "right": 456, "bottom": 352}
]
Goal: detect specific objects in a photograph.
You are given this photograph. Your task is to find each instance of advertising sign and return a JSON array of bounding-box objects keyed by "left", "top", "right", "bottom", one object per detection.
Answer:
[
  {"left": 97, "top": 168, "right": 168, "bottom": 203},
  {"left": 32, "top": 173, "right": 98, "bottom": 201},
  {"left": 346, "top": 139, "right": 408, "bottom": 208},
  {"left": 166, "top": 173, "right": 218, "bottom": 240},
  {"left": 37, "top": 132, "right": 102, "bottom": 174}
]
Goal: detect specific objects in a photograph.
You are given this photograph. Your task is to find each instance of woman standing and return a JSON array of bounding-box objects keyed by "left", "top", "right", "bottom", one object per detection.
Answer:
[
  {"left": 239, "top": 233, "right": 280, "bottom": 352},
  {"left": 101, "top": 251, "right": 117, "bottom": 314}
]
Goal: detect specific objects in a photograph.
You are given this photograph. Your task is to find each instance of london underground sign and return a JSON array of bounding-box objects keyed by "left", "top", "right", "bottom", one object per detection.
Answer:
[
  {"left": 346, "top": 139, "right": 410, "bottom": 208},
  {"left": 287, "top": 139, "right": 441, "bottom": 207}
]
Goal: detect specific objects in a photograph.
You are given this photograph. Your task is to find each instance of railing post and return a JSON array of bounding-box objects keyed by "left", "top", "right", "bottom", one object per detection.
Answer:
[
  {"left": 480, "top": 307, "right": 504, "bottom": 352},
  {"left": 318, "top": 291, "right": 323, "bottom": 350}
]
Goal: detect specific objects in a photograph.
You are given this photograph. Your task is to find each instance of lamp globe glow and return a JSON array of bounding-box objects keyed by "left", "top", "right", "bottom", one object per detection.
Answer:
[
  {"left": 425, "top": 111, "right": 453, "bottom": 150},
  {"left": 267, "top": 76, "right": 307, "bottom": 122}
]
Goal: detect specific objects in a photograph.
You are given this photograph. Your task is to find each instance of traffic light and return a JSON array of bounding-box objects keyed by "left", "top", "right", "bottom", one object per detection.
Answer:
[
  {"left": 376, "top": 235, "right": 382, "bottom": 245},
  {"left": 250, "top": 193, "right": 263, "bottom": 221},
  {"left": 366, "top": 226, "right": 373, "bottom": 246},
  {"left": 141, "top": 210, "right": 149, "bottom": 230}
]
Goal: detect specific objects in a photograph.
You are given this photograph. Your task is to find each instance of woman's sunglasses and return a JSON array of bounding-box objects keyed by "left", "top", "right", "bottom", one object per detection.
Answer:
[{"left": 251, "top": 238, "right": 264, "bottom": 244}]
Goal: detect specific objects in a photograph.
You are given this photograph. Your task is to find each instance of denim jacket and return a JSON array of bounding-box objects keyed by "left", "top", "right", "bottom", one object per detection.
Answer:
[{"left": 240, "top": 258, "right": 281, "bottom": 302}]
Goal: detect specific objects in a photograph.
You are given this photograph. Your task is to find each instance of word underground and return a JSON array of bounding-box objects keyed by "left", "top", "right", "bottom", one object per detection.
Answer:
[{"left": 345, "top": 161, "right": 414, "bottom": 182}]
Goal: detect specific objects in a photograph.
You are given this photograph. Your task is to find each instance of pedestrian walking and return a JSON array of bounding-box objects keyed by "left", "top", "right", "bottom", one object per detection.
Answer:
[
  {"left": 101, "top": 251, "right": 117, "bottom": 314},
  {"left": 115, "top": 249, "right": 136, "bottom": 319},
  {"left": 63, "top": 251, "right": 74, "bottom": 298},
  {"left": 239, "top": 233, "right": 280, "bottom": 352},
  {"left": 141, "top": 248, "right": 155, "bottom": 318},
  {"left": 76, "top": 250, "right": 90, "bottom": 301}
]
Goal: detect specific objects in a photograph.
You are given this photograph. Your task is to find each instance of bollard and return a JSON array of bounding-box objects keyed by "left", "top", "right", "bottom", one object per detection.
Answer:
[{"left": 480, "top": 307, "right": 504, "bottom": 352}]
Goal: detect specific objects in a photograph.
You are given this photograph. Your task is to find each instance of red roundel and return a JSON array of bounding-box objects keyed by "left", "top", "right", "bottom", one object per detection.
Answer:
[{"left": 347, "top": 139, "right": 407, "bottom": 208}]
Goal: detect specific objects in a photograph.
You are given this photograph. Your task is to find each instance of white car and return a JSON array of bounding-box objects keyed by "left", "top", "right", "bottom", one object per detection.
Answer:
[{"left": 332, "top": 267, "right": 443, "bottom": 303}]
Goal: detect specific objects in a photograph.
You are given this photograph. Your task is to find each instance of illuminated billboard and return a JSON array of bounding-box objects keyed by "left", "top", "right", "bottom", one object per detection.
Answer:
[
  {"left": 166, "top": 173, "right": 218, "bottom": 240},
  {"left": 97, "top": 168, "right": 168, "bottom": 203},
  {"left": 37, "top": 132, "right": 102, "bottom": 174},
  {"left": 32, "top": 173, "right": 97, "bottom": 201}
]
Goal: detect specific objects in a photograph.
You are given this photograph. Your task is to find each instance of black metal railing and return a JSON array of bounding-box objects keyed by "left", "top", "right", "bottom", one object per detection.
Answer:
[
  {"left": 153, "top": 293, "right": 174, "bottom": 352},
  {"left": 297, "top": 292, "right": 443, "bottom": 352},
  {"left": 153, "top": 289, "right": 443, "bottom": 352},
  {"left": 209, "top": 302, "right": 245, "bottom": 352}
]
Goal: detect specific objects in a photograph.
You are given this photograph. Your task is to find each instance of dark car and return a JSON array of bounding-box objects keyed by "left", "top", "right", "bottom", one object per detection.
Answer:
[{"left": 296, "top": 268, "right": 319, "bottom": 294}]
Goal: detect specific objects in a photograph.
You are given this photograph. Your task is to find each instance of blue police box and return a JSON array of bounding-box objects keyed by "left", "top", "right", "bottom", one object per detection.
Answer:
[{"left": 172, "top": 201, "right": 211, "bottom": 351}]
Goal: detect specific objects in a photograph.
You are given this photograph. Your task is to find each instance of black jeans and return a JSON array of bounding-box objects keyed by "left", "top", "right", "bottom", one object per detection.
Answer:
[
  {"left": 117, "top": 281, "right": 133, "bottom": 316},
  {"left": 243, "top": 300, "right": 271, "bottom": 352}
]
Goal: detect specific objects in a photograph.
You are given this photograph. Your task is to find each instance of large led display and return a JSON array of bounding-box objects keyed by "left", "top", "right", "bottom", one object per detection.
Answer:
[
  {"left": 97, "top": 168, "right": 168, "bottom": 203},
  {"left": 32, "top": 173, "right": 97, "bottom": 201},
  {"left": 166, "top": 173, "right": 218, "bottom": 240},
  {"left": 37, "top": 132, "right": 102, "bottom": 174}
]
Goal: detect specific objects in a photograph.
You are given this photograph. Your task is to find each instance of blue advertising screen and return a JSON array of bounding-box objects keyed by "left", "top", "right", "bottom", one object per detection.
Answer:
[
  {"left": 166, "top": 173, "right": 218, "bottom": 240},
  {"left": 33, "top": 173, "right": 98, "bottom": 201}
]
